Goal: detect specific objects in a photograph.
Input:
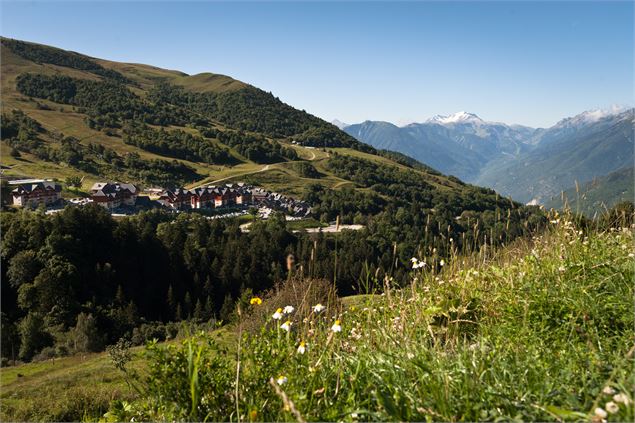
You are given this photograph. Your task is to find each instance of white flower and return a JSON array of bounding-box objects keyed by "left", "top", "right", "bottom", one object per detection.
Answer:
[
  {"left": 272, "top": 308, "right": 283, "bottom": 320},
  {"left": 331, "top": 320, "right": 342, "bottom": 333},
  {"left": 439, "top": 259, "right": 445, "bottom": 267},
  {"left": 605, "top": 401, "right": 619, "bottom": 414},
  {"left": 414, "top": 261, "right": 426, "bottom": 269},
  {"left": 280, "top": 320, "right": 292, "bottom": 332},
  {"left": 276, "top": 375, "right": 288, "bottom": 385},
  {"left": 613, "top": 393, "right": 631, "bottom": 405},
  {"left": 594, "top": 407, "right": 608, "bottom": 419},
  {"left": 283, "top": 305, "right": 295, "bottom": 314},
  {"left": 602, "top": 386, "right": 616, "bottom": 395},
  {"left": 312, "top": 303, "right": 326, "bottom": 313},
  {"left": 410, "top": 257, "right": 418, "bottom": 263},
  {"left": 297, "top": 341, "right": 306, "bottom": 354}
]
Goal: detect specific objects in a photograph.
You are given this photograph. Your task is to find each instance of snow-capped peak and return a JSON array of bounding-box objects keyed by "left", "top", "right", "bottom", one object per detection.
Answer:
[
  {"left": 331, "top": 119, "right": 349, "bottom": 129},
  {"left": 427, "top": 111, "right": 484, "bottom": 125},
  {"left": 555, "top": 105, "right": 629, "bottom": 127}
]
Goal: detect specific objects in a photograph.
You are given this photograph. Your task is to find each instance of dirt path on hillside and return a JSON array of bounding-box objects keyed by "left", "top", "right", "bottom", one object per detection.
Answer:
[{"left": 194, "top": 164, "right": 271, "bottom": 188}]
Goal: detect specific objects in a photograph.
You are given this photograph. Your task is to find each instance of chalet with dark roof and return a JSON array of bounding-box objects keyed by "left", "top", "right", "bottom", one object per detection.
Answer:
[
  {"left": 12, "top": 181, "right": 62, "bottom": 207},
  {"left": 90, "top": 182, "right": 139, "bottom": 210}
]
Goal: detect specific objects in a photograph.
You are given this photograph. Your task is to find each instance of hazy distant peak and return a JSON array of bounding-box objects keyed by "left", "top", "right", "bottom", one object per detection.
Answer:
[
  {"left": 554, "top": 105, "right": 630, "bottom": 128},
  {"left": 331, "top": 119, "right": 349, "bottom": 129},
  {"left": 427, "top": 111, "right": 484, "bottom": 125}
]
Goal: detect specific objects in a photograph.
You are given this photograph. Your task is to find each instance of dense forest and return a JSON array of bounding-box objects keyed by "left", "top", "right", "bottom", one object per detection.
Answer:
[{"left": 1, "top": 184, "right": 546, "bottom": 364}]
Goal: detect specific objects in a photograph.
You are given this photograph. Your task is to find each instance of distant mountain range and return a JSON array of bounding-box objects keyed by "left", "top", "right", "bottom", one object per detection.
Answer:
[{"left": 339, "top": 108, "right": 634, "bottom": 207}]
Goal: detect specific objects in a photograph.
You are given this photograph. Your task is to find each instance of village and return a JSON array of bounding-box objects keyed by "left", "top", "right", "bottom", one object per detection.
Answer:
[{"left": 7, "top": 179, "right": 311, "bottom": 218}]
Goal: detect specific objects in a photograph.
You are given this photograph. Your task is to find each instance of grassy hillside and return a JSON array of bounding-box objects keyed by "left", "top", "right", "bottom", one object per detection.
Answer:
[
  {"left": 0, "top": 37, "right": 372, "bottom": 192},
  {"left": 545, "top": 166, "right": 634, "bottom": 217},
  {"left": 2, "top": 214, "right": 632, "bottom": 422}
]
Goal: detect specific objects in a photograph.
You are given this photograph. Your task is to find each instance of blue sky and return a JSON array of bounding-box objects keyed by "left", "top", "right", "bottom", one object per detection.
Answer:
[{"left": 1, "top": 1, "right": 632, "bottom": 127}]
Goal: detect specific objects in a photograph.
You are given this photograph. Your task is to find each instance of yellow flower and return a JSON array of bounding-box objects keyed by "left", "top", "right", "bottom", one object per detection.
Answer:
[
  {"left": 331, "top": 320, "right": 342, "bottom": 333},
  {"left": 297, "top": 341, "right": 306, "bottom": 354},
  {"left": 272, "top": 308, "right": 283, "bottom": 320},
  {"left": 250, "top": 297, "right": 262, "bottom": 305},
  {"left": 249, "top": 409, "right": 258, "bottom": 421},
  {"left": 276, "top": 375, "right": 288, "bottom": 385},
  {"left": 280, "top": 320, "right": 292, "bottom": 332}
]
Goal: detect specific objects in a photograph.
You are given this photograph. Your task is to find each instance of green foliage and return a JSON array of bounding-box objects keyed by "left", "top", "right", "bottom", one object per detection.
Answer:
[
  {"left": 291, "top": 161, "right": 321, "bottom": 178},
  {"left": 200, "top": 126, "right": 297, "bottom": 164},
  {"left": 546, "top": 167, "right": 635, "bottom": 217},
  {"left": 118, "top": 219, "right": 635, "bottom": 422},
  {"left": 64, "top": 176, "right": 82, "bottom": 188},
  {"left": 2, "top": 38, "right": 129, "bottom": 82},
  {"left": 18, "top": 312, "right": 52, "bottom": 361},
  {"left": 122, "top": 123, "right": 236, "bottom": 165}
]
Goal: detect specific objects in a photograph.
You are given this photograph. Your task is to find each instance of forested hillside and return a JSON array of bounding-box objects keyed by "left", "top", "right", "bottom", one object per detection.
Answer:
[{"left": 0, "top": 38, "right": 546, "bottom": 366}]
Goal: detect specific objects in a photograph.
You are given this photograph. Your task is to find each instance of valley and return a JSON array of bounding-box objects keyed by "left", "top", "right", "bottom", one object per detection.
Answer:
[
  {"left": 342, "top": 108, "right": 634, "bottom": 210},
  {"left": 0, "top": 33, "right": 632, "bottom": 423}
]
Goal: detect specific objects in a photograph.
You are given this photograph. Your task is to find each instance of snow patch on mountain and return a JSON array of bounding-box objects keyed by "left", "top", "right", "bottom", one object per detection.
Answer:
[{"left": 427, "top": 111, "right": 484, "bottom": 125}]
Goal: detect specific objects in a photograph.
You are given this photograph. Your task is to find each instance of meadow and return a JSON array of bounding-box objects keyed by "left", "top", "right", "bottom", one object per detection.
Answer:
[{"left": 3, "top": 210, "right": 631, "bottom": 422}]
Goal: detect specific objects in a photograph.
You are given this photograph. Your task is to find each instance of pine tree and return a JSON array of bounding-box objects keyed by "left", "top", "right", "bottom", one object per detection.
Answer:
[
  {"left": 184, "top": 292, "right": 192, "bottom": 319},
  {"left": 166, "top": 284, "right": 175, "bottom": 319},
  {"left": 204, "top": 296, "right": 214, "bottom": 320},
  {"left": 175, "top": 302, "right": 183, "bottom": 321},
  {"left": 193, "top": 299, "right": 204, "bottom": 321}
]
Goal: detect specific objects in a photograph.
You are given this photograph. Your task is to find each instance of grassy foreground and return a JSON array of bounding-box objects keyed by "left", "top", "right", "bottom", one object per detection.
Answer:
[
  {"left": 1, "top": 216, "right": 633, "bottom": 422},
  {"left": 106, "top": 216, "right": 634, "bottom": 422}
]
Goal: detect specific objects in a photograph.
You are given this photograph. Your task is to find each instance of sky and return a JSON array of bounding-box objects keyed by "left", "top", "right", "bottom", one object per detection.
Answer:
[{"left": 1, "top": 1, "right": 633, "bottom": 128}]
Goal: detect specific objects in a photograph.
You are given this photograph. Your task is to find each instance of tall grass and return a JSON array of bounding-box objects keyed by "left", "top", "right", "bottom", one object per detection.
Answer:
[{"left": 107, "top": 209, "right": 634, "bottom": 422}]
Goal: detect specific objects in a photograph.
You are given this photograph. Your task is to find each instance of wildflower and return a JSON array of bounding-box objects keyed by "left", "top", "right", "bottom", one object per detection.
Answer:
[
  {"left": 312, "top": 303, "right": 326, "bottom": 313},
  {"left": 283, "top": 305, "right": 295, "bottom": 314},
  {"left": 602, "top": 386, "right": 616, "bottom": 395},
  {"left": 613, "top": 393, "right": 631, "bottom": 405},
  {"left": 280, "top": 320, "right": 292, "bottom": 332},
  {"left": 439, "top": 259, "right": 445, "bottom": 267},
  {"left": 297, "top": 341, "right": 306, "bottom": 354},
  {"left": 272, "top": 308, "right": 283, "bottom": 320},
  {"left": 410, "top": 257, "right": 418, "bottom": 263},
  {"left": 605, "top": 401, "right": 619, "bottom": 414},
  {"left": 250, "top": 297, "right": 262, "bottom": 305},
  {"left": 331, "top": 319, "right": 342, "bottom": 333},
  {"left": 629, "top": 253, "right": 634, "bottom": 258},
  {"left": 594, "top": 407, "right": 607, "bottom": 419},
  {"left": 276, "top": 375, "right": 288, "bottom": 385},
  {"left": 558, "top": 266, "right": 566, "bottom": 272}
]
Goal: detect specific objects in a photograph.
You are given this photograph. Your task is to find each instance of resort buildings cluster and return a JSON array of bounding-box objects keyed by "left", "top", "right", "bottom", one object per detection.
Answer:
[{"left": 7, "top": 179, "right": 310, "bottom": 217}]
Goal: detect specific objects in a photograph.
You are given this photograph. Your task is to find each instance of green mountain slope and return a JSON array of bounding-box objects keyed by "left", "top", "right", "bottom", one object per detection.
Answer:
[
  {"left": 545, "top": 166, "right": 634, "bottom": 216},
  {"left": 0, "top": 37, "right": 543, "bottom": 252},
  {"left": 475, "top": 111, "right": 634, "bottom": 203}
]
